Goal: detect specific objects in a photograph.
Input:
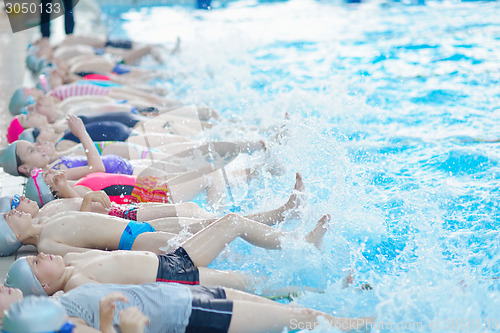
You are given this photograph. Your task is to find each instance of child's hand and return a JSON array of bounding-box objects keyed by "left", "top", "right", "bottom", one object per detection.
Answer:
[
  {"left": 99, "top": 292, "right": 128, "bottom": 333},
  {"left": 66, "top": 114, "right": 86, "bottom": 138},
  {"left": 53, "top": 171, "right": 68, "bottom": 188},
  {"left": 119, "top": 307, "right": 149, "bottom": 333},
  {"left": 85, "top": 191, "right": 111, "bottom": 209},
  {"left": 43, "top": 170, "right": 59, "bottom": 192}
]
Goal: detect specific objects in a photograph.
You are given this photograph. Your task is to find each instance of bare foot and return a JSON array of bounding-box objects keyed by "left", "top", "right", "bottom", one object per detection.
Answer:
[
  {"left": 305, "top": 214, "right": 331, "bottom": 250},
  {"left": 283, "top": 172, "right": 306, "bottom": 218},
  {"left": 342, "top": 269, "right": 354, "bottom": 289},
  {"left": 294, "top": 172, "right": 304, "bottom": 192},
  {"left": 170, "top": 37, "right": 181, "bottom": 55}
]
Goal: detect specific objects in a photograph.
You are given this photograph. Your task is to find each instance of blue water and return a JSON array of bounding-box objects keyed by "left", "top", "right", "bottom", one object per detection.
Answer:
[{"left": 102, "top": 1, "right": 500, "bottom": 331}]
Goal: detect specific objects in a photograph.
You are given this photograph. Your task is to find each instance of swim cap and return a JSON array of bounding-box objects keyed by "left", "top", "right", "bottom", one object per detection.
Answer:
[
  {"left": 5, "top": 258, "right": 47, "bottom": 296},
  {"left": 18, "top": 129, "right": 35, "bottom": 143},
  {"left": 2, "top": 296, "right": 74, "bottom": 333},
  {"left": 8, "top": 89, "right": 27, "bottom": 116},
  {"left": 7, "top": 117, "right": 25, "bottom": 143},
  {"left": 0, "top": 142, "right": 20, "bottom": 176},
  {"left": 25, "top": 54, "right": 40, "bottom": 73},
  {"left": 24, "top": 168, "right": 56, "bottom": 207},
  {"left": 0, "top": 196, "right": 12, "bottom": 213},
  {"left": 36, "top": 73, "right": 51, "bottom": 93},
  {"left": 0, "top": 213, "right": 22, "bottom": 256},
  {"left": 33, "top": 58, "right": 49, "bottom": 74}
]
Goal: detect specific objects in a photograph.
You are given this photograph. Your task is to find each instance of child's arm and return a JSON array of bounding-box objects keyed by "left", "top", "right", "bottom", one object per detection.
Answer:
[
  {"left": 41, "top": 240, "right": 94, "bottom": 256},
  {"left": 119, "top": 307, "right": 149, "bottom": 333},
  {"left": 64, "top": 115, "right": 105, "bottom": 180},
  {"left": 53, "top": 171, "right": 81, "bottom": 199},
  {"left": 99, "top": 293, "right": 128, "bottom": 333},
  {"left": 70, "top": 317, "right": 103, "bottom": 333},
  {"left": 80, "top": 191, "right": 111, "bottom": 212}
]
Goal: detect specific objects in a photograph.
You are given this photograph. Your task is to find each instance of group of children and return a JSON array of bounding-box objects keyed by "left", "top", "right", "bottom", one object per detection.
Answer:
[{"left": 0, "top": 33, "right": 374, "bottom": 332}]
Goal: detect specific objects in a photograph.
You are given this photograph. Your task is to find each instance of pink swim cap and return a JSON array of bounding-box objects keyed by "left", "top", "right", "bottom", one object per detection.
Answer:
[{"left": 6, "top": 117, "right": 24, "bottom": 143}]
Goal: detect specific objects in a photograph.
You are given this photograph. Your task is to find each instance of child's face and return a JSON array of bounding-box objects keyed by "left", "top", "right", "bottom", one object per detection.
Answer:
[
  {"left": 13, "top": 195, "right": 39, "bottom": 217},
  {"left": 4, "top": 209, "right": 32, "bottom": 237},
  {"left": 36, "top": 140, "right": 56, "bottom": 158},
  {"left": 0, "top": 285, "right": 23, "bottom": 319},
  {"left": 16, "top": 140, "right": 50, "bottom": 174},
  {"left": 18, "top": 111, "right": 49, "bottom": 129},
  {"left": 27, "top": 253, "right": 65, "bottom": 294}
]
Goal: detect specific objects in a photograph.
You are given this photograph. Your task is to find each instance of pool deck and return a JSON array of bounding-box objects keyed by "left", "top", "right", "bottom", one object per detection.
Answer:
[
  {"left": 0, "top": 3, "right": 105, "bottom": 280},
  {"left": 0, "top": 9, "right": 35, "bottom": 281}
]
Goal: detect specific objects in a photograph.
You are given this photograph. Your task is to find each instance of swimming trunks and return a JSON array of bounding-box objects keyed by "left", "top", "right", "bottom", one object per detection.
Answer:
[
  {"left": 48, "top": 83, "right": 110, "bottom": 100},
  {"left": 51, "top": 155, "right": 134, "bottom": 175},
  {"left": 156, "top": 247, "right": 199, "bottom": 285},
  {"left": 75, "top": 72, "right": 99, "bottom": 77},
  {"left": 112, "top": 63, "right": 131, "bottom": 75},
  {"left": 78, "top": 112, "right": 145, "bottom": 128},
  {"left": 105, "top": 39, "right": 133, "bottom": 49},
  {"left": 61, "top": 121, "right": 132, "bottom": 143},
  {"left": 118, "top": 221, "right": 156, "bottom": 251},
  {"left": 75, "top": 173, "right": 136, "bottom": 204},
  {"left": 131, "top": 176, "right": 171, "bottom": 204},
  {"left": 108, "top": 204, "right": 138, "bottom": 221},
  {"left": 186, "top": 286, "right": 233, "bottom": 333}
]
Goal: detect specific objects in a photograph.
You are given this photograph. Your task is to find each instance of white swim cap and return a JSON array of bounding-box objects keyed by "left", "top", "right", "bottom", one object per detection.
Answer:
[
  {"left": 0, "top": 213, "right": 22, "bottom": 257},
  {"left": 2, "top": 296, "right": 74, "bottom": 333},
  {"left": 4, "top": 257, "right": 47, "bottom": 296}
]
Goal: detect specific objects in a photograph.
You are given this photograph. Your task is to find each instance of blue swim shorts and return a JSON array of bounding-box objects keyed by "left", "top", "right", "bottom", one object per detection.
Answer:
[{"left": 118, "top": 221, "right": 156, "bottom": 250}]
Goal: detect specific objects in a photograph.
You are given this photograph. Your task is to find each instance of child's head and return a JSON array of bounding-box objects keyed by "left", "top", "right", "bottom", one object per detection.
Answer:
[
  {"left": 5, "top": 254, "right": 65, "bottom": 296},
  {"left": 0, "top": 211, "right": 23, "bottom": 256},
  {"left": 19, "top": 127, "right": 57, "bottom": 144},
  {"left": 2, "top": 295, "right": 74, "bottom": 333},
  {"left": 7, "top": 194, "right": 40, "bottom": 218},
  {"left": 24, "top": 169, "right": 57, "bottom": 207},
  {"left": 0, "top": 140, "right": 50, "bottom": 177},
  {"left": 0, "top": 285, "right": 23, "bottom": 326}
]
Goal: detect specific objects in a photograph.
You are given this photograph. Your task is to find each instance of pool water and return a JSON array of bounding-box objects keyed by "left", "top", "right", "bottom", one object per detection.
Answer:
[{"left": 102, "top": 1, "right": 500, "bottom": 331}]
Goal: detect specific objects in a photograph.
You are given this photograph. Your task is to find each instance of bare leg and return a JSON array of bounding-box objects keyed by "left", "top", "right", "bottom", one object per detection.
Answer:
[
  {"left": 198, "top": 267, "right": 250, "bottom": 291},
  {"left": 181, "top": 213, "right": 330, "bottom": 267},
  {"left": 224, "top": 288, "right": 286, "bottom": 306},
  {"left": 136, "top": 202, "right": 217, "bottom": 221},
  {"left": 148, "top": 217, "right": 211, "bottom": 234},
  {"left": 228, "top": 300, "right": 374, "bottom": 333},
  {"left": 131, "top": 231, "right": 182, "bottom": 254},
  {"left": 146, "top": 184, "right": 303, "bottom": 232},
  {"left": 121, "top": 46, "right": 153, "bottom": 65},
  {"left": 168, "top": 174, "right": 223, "bottom": 205},
  {"left": 245, "top": 172, "right": 304, "bottom": 225}
]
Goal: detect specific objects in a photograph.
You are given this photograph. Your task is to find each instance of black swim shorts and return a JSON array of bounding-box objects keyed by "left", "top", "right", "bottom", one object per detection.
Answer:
[
  {"left": 156, "top": 247, "right": 200, "bottom": 285},
  {"left": 185, "top": 286, "right": 233, "bottom": 333}
]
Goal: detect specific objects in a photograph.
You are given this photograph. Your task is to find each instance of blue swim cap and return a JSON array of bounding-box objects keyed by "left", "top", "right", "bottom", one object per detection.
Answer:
[
  {"left": 0, "top": 213, "right": 23, "bottom": 257},
  {"left": 0, "top": 142, "right": 20, "bottom": 177},
  {"left": 2, "top": 296, "right": 74, "bottom": 333},
  {"left": 5, "top": 257, "right": 47, "bottom": 296},
  {"left": 24, "top": 168, "right": 56, "bottom": 207},
  {"left": 8, "top": 88, "right": 27, "bottom": 116}
]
